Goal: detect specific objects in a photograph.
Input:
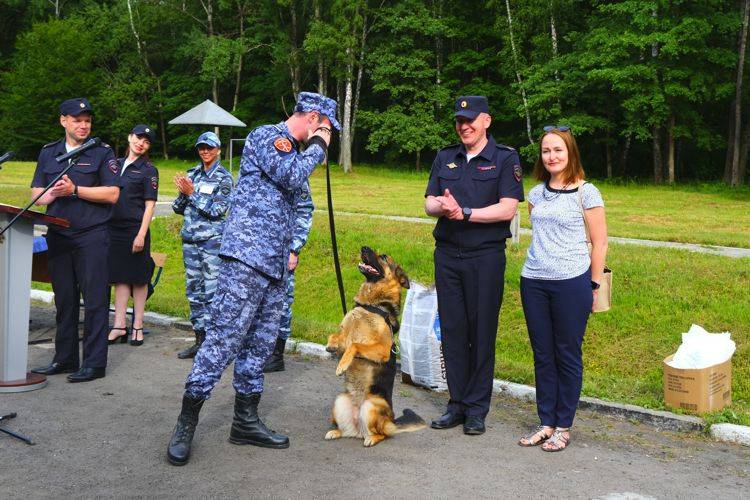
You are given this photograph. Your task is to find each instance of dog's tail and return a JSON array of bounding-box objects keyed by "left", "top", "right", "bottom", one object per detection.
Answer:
[{"left": 386, "top": 409, "right": 427, "bottom": 435}]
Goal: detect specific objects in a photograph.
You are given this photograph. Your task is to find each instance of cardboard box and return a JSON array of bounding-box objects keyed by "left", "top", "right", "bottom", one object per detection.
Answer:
[{"left": 663, "top": 355, "right": 732, "bottom": 413}]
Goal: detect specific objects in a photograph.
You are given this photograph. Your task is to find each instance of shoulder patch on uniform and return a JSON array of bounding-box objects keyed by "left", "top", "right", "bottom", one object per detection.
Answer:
[
  {"left": 221, "top": 184, "right": 231, "bottom": 196},
  {"left": 151, "top": 176, "right": 158, "bottom": 190},
  {"left": 107, "top": 158, "right": 118, "bottom": 174},
  {"left": 513, "top": 164, "right": 523, "bottom": 182},
  {"left": 274, "top": 137, "right": 293, "bottom": 154}
]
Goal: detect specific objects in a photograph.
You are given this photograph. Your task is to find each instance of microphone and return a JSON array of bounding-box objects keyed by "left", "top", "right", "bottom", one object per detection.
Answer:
[
  {"left": 55, "top": 137, "right": 101, "bottom": 163},
  {"left": 0, "top": 150, "right": 15, "bottom": 164}
]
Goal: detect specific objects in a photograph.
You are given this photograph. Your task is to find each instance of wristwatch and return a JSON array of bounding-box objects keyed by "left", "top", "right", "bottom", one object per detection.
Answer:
[
  {"left": 71, "top": 184, "right": 78, "bottom": 198},
  {"left": 591, "top": 280, "right": 600, "bottom": 290},
  {"left": 462, "top": 207, "right": 472, "bottom": 221}
]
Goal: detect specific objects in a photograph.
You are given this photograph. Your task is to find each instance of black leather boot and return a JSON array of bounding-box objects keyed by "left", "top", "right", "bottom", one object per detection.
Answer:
[
  {"left": 228, "top": 393, "right": 289, "bottom": 449},
  {"left": 167, "top": 394, "right": 205, "bottom": 465},
  {"left": 177, "top": 330, "right": 205, "bottom": 359},
  {"left": 262, "top": 338, "right": 286, "bottom": 373}
]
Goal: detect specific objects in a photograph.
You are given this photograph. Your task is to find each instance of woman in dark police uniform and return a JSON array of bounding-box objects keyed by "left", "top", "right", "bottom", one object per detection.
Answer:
[{"left": 107, "top": 125, "right": 159, "bottom": 346}]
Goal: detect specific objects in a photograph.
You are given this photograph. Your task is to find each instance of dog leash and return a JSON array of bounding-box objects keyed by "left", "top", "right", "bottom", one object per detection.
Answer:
[{"left": 325, "top": 156, "right": 348, "bottom": 315}]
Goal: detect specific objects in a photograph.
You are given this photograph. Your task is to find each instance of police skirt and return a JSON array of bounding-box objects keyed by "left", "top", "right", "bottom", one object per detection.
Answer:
[{"left": 108, "top": 225, "right": 154, "bottom": 285}]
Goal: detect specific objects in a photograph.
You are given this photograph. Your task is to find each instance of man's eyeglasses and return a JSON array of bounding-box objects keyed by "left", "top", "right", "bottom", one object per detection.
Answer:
[{"left": 543, "top": 125, "right": 571, "bottom": 132}]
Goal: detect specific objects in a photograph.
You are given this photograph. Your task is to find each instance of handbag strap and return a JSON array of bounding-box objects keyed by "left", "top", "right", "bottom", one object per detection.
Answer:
[{"left": 575, "top": 181, "right": 592, "bottom": 248}]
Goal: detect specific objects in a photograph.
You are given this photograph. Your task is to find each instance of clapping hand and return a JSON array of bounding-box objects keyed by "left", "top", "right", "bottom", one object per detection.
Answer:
[
  {"left": 49, "top": 174, "right": 75, "bottom": 197},
  {"left": 174, "top": 175, "right": 194, "bottom": 196},
  {"left": 435, "top": 189, "right": 463, "bottom": 220}
]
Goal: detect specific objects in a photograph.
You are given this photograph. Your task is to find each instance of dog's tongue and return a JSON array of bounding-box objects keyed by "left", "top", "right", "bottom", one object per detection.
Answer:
[{"left": 359, "top": 263, "right": 378, "bottom": 274}]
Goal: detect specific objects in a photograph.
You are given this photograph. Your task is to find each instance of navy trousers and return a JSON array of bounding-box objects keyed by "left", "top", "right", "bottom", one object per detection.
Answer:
[
  {"left": 46, "top": 226, "right": 110, "bottom": 369},
  {"left": 434, "top": 247, "right": 506, "bottom": 419},
  {"left": 520, "top": 270, "right": 592, "bottom": 428}
]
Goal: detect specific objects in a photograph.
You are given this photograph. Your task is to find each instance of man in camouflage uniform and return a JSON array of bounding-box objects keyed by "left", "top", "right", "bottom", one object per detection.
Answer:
[
  {"left": 167, "top": 92, "right": 337, "bottom": 466},
  {"left": 172, "top": 131, "right": 233, "bottom": 359},
  {"left": 263, "top": 180, "right": 314, "bottom": 373}
]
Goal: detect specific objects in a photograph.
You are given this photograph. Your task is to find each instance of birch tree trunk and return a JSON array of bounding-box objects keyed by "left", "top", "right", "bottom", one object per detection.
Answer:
[
  {"left": 314, "top": 0, "right": 326, "bottom": 95},
  {"left": 198, "top": 0, "right": 219, "bottom": 104},
  {"left": 729, "top": 0, "right": 750, "bottom": 186},
  {"left": 289, "top": 1, "right": 301, "bottom": 97},
  {"left": 550, "top": 2, "right": 560, "bottom": 85},
  {"left": 504, "top": 0, "right": 534, "bottom": 144},
  {"left": 232, "top": 0, "right": 247, "bottom": 113},
  {"left": 127, "top": 0, "right": 169, "bottom": 158},
  {"left": 339, "top": 48, "right": 354, "bottom": 174}
]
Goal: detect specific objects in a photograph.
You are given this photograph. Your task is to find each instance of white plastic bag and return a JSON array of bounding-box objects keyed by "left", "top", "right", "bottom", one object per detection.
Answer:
[
  {"left": 667, "top": 324, "right": 736, "bottom": 369},
  {"left": 399, "top": 282, "right": 447, "bottom": 391}
]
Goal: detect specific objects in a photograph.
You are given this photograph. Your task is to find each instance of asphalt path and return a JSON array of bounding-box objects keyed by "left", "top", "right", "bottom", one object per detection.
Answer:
[{"left": 2, "top": 305, "right": 748, "bottom": 499}]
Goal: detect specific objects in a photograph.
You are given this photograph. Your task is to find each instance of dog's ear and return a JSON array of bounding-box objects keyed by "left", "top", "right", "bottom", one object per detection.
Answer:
[{"left": 394, "top": 265, "right": 410, "bottom": 289}]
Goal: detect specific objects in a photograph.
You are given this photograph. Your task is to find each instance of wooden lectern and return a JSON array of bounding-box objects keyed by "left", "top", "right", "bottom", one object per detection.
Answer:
[{"left": 0, "top": 204, "right": 69, "bottom": 392}]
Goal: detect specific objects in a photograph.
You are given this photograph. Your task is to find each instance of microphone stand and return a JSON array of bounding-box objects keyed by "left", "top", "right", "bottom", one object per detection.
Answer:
[
  {"left": 0, "top": 412, "right": 35, "bottom": 445},
  {"left": 0, "top": 150, "right": 83, "bottom": 238}
]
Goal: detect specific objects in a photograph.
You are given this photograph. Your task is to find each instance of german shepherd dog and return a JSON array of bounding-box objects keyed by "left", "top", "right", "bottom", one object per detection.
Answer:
[{"left": 325, "top": 247, "right": 426, "bottom": 447}]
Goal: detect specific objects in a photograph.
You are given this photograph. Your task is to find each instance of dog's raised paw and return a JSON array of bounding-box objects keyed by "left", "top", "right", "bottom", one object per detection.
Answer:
[{"left": 325, "top": 429, "right": 342, "bottom": 440}]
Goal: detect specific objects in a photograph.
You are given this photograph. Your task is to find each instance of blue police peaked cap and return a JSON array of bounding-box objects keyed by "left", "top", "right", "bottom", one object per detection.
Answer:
[
  {"left": 454, "top": 96, "right": 489, "bottom": 120},
  {"left": 132, "top": 124, "right": 155, "bottom": 142},
  {"left": 60, "top": 98, "right": 93, "bottom": 117},
  {"left": 195, "top": 131, "right": 221, "bottom": 148},
  {"left": 294, "top": 92, "right": 340, "bottom": 131}
]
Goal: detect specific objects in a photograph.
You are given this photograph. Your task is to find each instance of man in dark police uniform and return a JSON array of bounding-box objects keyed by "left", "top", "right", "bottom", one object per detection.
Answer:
[
  {"left": 424, "top": 96, "right": 524, "bottom": 435},
  {"left": 30, "top": 98, "right": 120, "bottom": 382}
]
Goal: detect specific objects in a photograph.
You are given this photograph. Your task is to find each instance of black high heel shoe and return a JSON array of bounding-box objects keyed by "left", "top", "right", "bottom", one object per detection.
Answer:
[
  {"left": 130, "top": 327, "right": 144, "bottom": 347},
  {"left": 108, "top": 327, "right": 130, "bottom": 345}
]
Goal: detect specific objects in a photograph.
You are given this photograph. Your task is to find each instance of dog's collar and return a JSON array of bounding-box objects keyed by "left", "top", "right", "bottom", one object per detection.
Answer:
[{"left": 354, "top": 301, "right": 400, "bottom": 334}]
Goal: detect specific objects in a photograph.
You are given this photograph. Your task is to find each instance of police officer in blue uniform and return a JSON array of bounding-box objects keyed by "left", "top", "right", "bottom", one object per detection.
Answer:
[
  {"left": 263, "top": 180, "right": 314, "bottom": 372},
  {"left": 167, "top": 92, "right": 337, "bottom": 466},
  {"left": 30, "top": 98, "right": 121, "bottom": 382},
  {"left": 172, "top": 132, "right": 233, "bottom": 359},
  {"left": 424, "top": 96, "right": 524, "bottom": 434}
]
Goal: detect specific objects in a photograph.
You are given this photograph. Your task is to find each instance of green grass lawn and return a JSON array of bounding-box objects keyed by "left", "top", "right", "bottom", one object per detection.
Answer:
[{"left": 4, "top": 160, "right": 750, "bottom": 247}]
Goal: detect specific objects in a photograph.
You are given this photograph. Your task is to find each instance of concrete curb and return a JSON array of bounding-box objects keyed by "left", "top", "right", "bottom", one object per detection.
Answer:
[
  {"left": 28, "top": 289, "right": 749, "bottom": 446},
  {"left": 710, "top": 423, "right": 750, "bottom": 447}
]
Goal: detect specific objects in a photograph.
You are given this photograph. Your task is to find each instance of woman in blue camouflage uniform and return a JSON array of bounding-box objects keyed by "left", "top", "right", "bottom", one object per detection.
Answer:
[
  {"left": 107, "top": 125, "right": 159, "bottom": 346},
  {"left": 172, "top": 131, "right": 233, "bottom": 359}
]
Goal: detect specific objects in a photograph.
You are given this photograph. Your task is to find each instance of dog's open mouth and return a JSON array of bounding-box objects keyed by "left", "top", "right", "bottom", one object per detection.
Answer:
[
  {"left": 359, "top": 246, "right": 385, "bottom": 281},
  {"left": 358, "top": 262, "right": 382, "bottom": 278}
]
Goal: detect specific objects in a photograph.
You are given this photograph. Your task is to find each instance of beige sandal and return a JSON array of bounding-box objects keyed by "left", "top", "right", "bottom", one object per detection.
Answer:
[
  {"left": 518, "top": 425, "right": 554, "bottom": 447},
  {"left": 541, "top": 427, "right": 570, "bottom": 452}
]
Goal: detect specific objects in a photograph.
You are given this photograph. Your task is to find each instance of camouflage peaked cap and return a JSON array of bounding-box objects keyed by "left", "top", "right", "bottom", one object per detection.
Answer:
[{"left": 294, "top": 92, "right": 340, "bottom": 131}]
